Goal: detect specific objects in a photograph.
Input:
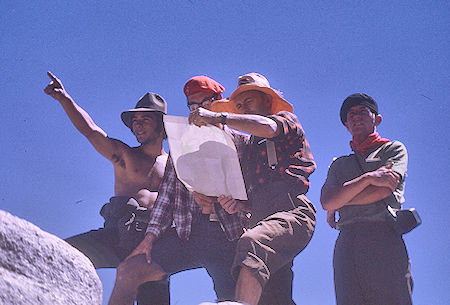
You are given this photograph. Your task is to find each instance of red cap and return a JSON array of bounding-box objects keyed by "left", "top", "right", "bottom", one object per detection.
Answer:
[{"left": 183, "top": 75, "right": 225, "bottom": 99}]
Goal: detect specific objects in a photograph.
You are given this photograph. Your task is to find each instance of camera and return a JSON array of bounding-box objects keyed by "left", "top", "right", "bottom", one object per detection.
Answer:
[{"left": 388, "top": 207, "right": 422, "bottom": 235}]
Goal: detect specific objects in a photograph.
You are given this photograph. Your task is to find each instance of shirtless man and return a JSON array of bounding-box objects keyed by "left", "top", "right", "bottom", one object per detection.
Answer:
[{"left": 44, "top": 71, "right": 170, "bottom": 305}]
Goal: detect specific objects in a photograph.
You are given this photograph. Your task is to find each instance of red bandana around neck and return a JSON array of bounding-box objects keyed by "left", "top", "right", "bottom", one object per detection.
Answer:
[{"left": 350, "top": 132, "right": 390, "bottom": 156}]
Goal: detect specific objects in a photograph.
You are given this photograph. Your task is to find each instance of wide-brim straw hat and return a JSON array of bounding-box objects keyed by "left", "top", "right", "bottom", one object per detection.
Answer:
[
  {"left": 210, "top": 73, "right": 293, "bottom": 114},
  {"left": 121, "top": 92, "right": 167, "bottom": 129}
]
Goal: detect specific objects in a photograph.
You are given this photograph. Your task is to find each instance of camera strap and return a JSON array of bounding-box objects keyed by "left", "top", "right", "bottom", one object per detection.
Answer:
[
  {"left": 256, "top": 138, "right": 278, "bottom": 170},
  {"left": 266, "top": 140, "right": 278, "bottom": 170}
]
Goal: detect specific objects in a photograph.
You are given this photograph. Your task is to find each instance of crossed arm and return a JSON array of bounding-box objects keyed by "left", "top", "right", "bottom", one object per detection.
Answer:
[{"left": 320, "top": 164, "right": 400, "bottom": 226}]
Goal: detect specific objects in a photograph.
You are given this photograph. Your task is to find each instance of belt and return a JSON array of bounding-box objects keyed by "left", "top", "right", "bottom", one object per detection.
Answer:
[{"left": 199, "top": 213, "right": 220, "bottom": 222}]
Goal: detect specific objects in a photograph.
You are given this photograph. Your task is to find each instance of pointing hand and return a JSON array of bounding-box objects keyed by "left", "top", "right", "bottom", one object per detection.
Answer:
[{"left": 44, "top": 71, "right": 69, "bottom": 101}]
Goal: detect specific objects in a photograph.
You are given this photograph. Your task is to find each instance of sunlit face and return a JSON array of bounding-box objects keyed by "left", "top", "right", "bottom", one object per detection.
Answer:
[
  {"left": 344, "top": 105, "right": 381, "bottom": 139},
  {"left": 187, "top": 92, "right": 219, "bottom": 111},
  {"left": 232, "top": 90, "right": 272, "bottom": 115},
  {"left": 131, "top": 112, "right": 162, "bottom": 145}
]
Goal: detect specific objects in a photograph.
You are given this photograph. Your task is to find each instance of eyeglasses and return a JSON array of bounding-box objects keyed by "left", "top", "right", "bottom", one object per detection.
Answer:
[{"left": 187, "top": 94, "right": 219, "bottom": 111}]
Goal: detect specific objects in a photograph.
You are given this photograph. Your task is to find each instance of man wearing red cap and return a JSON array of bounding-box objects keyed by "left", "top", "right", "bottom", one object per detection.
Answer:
[
  {"left": 43, "top": 72, "right": 170, "bottom": 304},
  {"left": 184, "top": 75, "right": 225, "bottom": 110},
  {"left": 189, "top": 73, "right": 317, "bottom": 305},
  {"left": 321, "top": 93, "right": 412, "bottom": 304},
  {"left": 108, "top": 76, "right": 247, "bottom": 305}
]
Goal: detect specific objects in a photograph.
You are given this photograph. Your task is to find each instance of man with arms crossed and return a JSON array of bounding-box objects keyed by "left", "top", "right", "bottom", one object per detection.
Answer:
[
  {"left": 320, "top": 93, "right": 412, "bottom": 305},
  {"left": 108, "top": 76, "right": 245, "bottom": 305},
  {"left": 44, "top": 71, "right": 170, "bottom": 304},
  {"left": 191, "top": 73, "right": 317, "bottom": 305}
]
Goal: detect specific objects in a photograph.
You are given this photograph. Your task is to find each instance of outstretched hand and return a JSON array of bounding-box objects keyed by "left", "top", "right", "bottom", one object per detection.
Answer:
[
  {"left": 44, "top": 71, "right": 69, "bottom": 101},
  {"left": 125, "top": 233, "right": 154, "bottom": 264}
]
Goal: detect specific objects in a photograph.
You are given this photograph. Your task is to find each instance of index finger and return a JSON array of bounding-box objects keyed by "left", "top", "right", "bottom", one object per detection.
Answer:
[
  {"left": 188, "top": 112, "right": 195, "bottom": 124},
  {"left": 392, "top": 171, "right": 400, "bottom": 179},
  {"left": 145, "top": 246, "right": 152, "bottom": 264},
  {"left": 125, "top": 247, "right": 142, "bottom": 261},
  {"left": 46, "top": 71, "right": 59, "bottom": 83}
]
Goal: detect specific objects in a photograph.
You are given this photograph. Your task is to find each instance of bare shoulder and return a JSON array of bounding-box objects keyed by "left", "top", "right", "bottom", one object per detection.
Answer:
[
  {"left": 107, "top": 137, "right": 132, "bottom": 168},
  {"left": 109, "top": 137, "right": 132, "bottom": 152}
]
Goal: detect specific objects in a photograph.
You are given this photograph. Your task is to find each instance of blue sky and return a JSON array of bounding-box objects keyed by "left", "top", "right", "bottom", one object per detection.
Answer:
[{"left": 1, "top": 1, "right": 449, "bottom": 304}]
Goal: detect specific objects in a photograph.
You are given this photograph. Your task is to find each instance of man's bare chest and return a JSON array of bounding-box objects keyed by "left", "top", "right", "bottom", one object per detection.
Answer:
[{"left": 113, "top": 152, "right": 153, "bottom": 175}]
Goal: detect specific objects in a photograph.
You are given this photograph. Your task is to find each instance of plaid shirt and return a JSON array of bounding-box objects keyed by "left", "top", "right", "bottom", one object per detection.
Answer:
[
  {"left": 146, "top": 126, "right": 248, "bottom": 241},
  {"left": 241, "top": 111, "right": 316, "bottom": 193}
]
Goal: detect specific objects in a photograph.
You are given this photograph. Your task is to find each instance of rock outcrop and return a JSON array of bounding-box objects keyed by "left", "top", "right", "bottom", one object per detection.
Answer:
[{"left": 0, "top": 210, "right": 102, "bottom": 305}]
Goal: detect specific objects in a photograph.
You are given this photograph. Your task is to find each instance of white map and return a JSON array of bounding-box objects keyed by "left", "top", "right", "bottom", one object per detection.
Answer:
[{"left": 164, "top": 115, "right": 247, "bottom": 200}]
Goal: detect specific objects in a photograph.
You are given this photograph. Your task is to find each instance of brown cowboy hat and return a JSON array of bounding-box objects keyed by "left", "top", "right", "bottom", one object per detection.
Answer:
[
  {"left": 210, "top": 73, "right": 293, "bottom": 114},
  {"left": 121, "top": 92, "right": 167, "bottom": 128}
]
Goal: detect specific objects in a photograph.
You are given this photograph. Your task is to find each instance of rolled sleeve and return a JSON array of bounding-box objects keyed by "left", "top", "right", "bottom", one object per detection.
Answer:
[
  {"left": 323, "top": 158, "right": 341, "bottom": 189},
  {"left": 269, "top": 111, "right": 305, "bottom": 141},
  {"left": 386, "top": 141, "right": 408, "bottom": 180}
]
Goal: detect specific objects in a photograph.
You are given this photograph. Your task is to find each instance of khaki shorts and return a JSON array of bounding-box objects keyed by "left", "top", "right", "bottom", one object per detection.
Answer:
[{"left": 232, "top": 185, "right": 316, "bottom": 288}]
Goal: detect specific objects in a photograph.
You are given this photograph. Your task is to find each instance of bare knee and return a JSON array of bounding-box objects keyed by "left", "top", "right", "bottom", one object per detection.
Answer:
[
  {"left": 117, "top": 255, "right": 167, "bottom": 284},
  {"left": 116, "top": 260, "right": 139, "bottom": 284}
]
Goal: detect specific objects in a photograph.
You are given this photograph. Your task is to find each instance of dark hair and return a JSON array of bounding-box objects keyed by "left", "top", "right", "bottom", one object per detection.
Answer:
[
  {"left": 131, "top": 112, "right": 167, "bottom": 139},
  {"left": 340, "top": 93, "right": 378, "bottom": 124},
  {"left": 154, "top": 113, "right": 167, "bottom": 140}
]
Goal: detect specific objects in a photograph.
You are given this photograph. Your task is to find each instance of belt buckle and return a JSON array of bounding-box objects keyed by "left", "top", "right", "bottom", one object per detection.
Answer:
[
  {"left": 209, "top": 213, "right": 219, "bottom": 222},
  {"left": 135, "top": 220, "right": 147, "bottom": 231}
]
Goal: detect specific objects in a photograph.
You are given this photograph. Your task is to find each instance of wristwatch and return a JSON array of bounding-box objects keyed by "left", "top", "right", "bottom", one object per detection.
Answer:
[{"left": 220, "top": 112, "right": 227, "bottom": 125}]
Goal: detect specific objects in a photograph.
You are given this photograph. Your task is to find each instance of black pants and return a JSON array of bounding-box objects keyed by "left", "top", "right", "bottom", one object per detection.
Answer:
[
  {"left": 150, "top": 215, "right": 237, "bottom": 301},
  {"left": 334, "top": 222, "right": 413, "bottom": 305},
  {"left": 65, "top": 196, "right": 170, "bottom": 305}
]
